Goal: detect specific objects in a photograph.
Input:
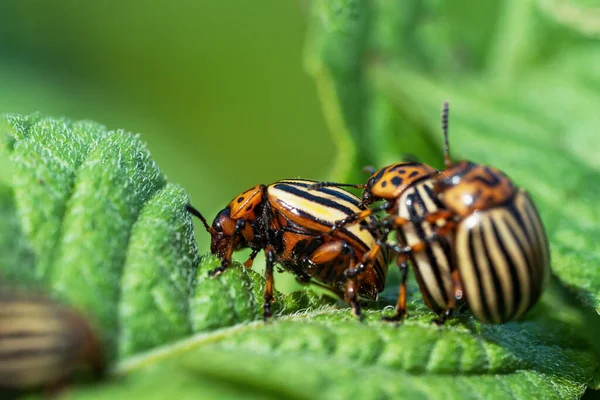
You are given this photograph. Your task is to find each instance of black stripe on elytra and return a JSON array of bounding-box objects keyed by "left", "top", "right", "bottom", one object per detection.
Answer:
[
  {"left": 515, "top": 195, "right": 547, "bottom": 288},
  {"left": 290, "top": 207, "right": 368, "bottom": 250},
  {"left": 505, "top": 200, "right": 535, "bottom": 268},
  {"left": 273, "top": 183, "right": 357, "bottom": 216},
  {"left": 518, "top": 200, "right": 542, "bottom": 271},
  {"left": 275, "top": 182, "right": 386, "bottom": 279},
  {"left": 278, "top": 180, "right": 361, "bottom": 207},
  {"left": 423, "top": 181, "right": 446, "bottom": 209},
  {"left": 490, "top": 217, "right": 522, "bottom": 320},
  {"left": 507, "top": 203, "right": 541, "bottom": 306},
  {"left": 467, "top": 228, "right": 493, "bottom": 322},
  {"left": 480, "top": 222, "right": 506, "bottom": 321},
  {"left": 407, "top": 187, "right": 449, "bottom": 307}
]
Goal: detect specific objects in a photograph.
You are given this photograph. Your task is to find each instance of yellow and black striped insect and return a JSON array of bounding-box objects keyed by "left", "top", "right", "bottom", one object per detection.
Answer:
[
  {"left": 0, "top": 289, "right": 105, "bottom": 395},
  {"left": 314, "top": 102, "right": 551, "bottom": 324},
  {"left": 426, "top": 104, "right": 551, "bottom": 323},
  {"left": 186, "top": 179, "right": 388, "bottom": 320}
]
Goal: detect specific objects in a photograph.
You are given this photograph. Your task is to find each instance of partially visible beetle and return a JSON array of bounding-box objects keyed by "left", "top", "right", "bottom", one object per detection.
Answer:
[
  {"left": 0, "top": 288, "right": 105, "bottom": 395},
  {"left": 425, "top": 104, "right": 551, "bottom": 323},
  {"left": 313, "top": 102, "right": 551, "bottom": 324},
  {"left": 186, "top": 179, "right": 388, "bottom": 320}
]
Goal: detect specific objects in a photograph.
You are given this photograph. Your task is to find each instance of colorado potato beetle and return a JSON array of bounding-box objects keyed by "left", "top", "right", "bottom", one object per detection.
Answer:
[
  {"left": 314, "top": 102, "right": 551, "bottom": 324},
  {"left": 186, "top": 179, "right": 388, "bottom": 320},
  {"left": 0, "top": 289, "right": 105, "bottom": 395},
  {"left": 427, "top": 103, "right": 551, "bottom": 323}
]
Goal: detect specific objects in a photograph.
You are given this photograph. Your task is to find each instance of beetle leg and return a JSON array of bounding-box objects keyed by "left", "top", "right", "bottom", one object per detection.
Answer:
[
  {"left": 243, "top": 248, "right": 260, "bottom": 268},
  {"left": 339, "top": 244, "right": 365, "bottom": 320},
  {"left": 263, "top": 246, "right": 276, "bottom": 321},
  {"left": 424, "top": 219, "right": 458, "bottom": 244},
  {"left": 452, "top": 268, "right": 464, "bottom": 301},
  {"left": 309, "top": 240, "right": 348, "bottom": 264},
  {"left": 422, "top": 210, "right": 454, "bottom": 224},
  {"left": 386, "top": 240, "right": 428, "bottom": 255},
  {"left": 345, "top": 240, "right": 383, "bottom": 278},
  {"left": 330, "top": 202, "right": 392, "bottom": 234},
  {"left": 381, "top": 215, "right": 412, "bottom": 230},
  {"left": 433, "top": 309, "right": 453, "bottom": 325},
  {"left": 344, "top": 268, "right": 363, "bottom": 321},
  {"left": 210, "top": 219, "right": 246, "bottom": 277},
  {"left": 383, "top": 254, "right": 410, "bottom": 323}
]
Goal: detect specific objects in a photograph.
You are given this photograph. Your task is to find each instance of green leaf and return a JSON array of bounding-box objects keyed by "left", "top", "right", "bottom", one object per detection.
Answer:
[
  {"left": 69, "top": 281, "right": 596, "bottom": 399},
  {"left": 118, "top": 184, "right": 199, "bottom": 357},
  {"left": 190, "top": 254, "right": 334, "bottom": 333},
  {"left": 0, "top": 183, "right": 36, "bottom": 283}
]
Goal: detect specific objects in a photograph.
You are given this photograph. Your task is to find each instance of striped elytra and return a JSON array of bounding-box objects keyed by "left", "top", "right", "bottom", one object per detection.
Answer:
[
  {"left": 186, "top": 178, "right": 388, "bottom": 320},
  {"left": 439, "top": 173, "right": 551, "bottom": 323},
  {"left": 395, "top": 179, "right": 455, "bottom": 315},
  {"left": 0, "top": 291, "right": 105, "bottom": 392},
  {"left": 417, "top": 102, "right": 551, "bottom": 324}
]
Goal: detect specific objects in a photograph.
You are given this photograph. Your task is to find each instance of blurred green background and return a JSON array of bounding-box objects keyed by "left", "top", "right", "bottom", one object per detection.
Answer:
[{"left": 0, "top": 1, "right": 332, "bottom": 256}]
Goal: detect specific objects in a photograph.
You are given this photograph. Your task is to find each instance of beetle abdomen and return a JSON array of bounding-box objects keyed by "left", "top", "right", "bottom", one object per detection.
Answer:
[
  {"left": 397, "top": 179, "right": 455, "bottom": 313},
  {"left": 455, "top": 190, "right": 550, "bottom": 323}
]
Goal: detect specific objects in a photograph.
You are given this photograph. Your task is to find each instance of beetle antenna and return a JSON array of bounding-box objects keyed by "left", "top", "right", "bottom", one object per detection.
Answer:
[
  {"left": 308, "top": 182, "right": 366, "bottom": 191},
  {"left": 442, "top": 101, "right": 453, "bottom": 169},
  {"left": 186, "top": 204, "right": 215, "bottom": 234}
]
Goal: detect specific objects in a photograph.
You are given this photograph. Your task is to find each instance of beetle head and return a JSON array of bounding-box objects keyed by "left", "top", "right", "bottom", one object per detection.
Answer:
[
  {"left": 434, "top": 161, "right": 515, "bottom": 216},
  {"left": 210, "top": 207, "right": 247, "bottom": 256},
  {"left": 362, "top": 162, "right": 437, "bottom": 207}
]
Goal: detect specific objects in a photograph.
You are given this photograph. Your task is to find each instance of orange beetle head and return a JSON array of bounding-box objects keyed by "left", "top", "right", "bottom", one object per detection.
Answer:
[
  {"left": 361, "top": 162, "right": 438, "bottom": 207},
  {"left": 209, "top": 207, "right": 247, "bottom": 257}
]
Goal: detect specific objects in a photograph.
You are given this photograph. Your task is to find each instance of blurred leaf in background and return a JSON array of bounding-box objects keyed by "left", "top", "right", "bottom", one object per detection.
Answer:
[{"left": 0, "top": 0, "right": 333, "bottom": 255}]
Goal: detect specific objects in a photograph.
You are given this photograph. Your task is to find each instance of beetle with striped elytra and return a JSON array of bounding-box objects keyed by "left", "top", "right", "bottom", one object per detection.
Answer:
[
  {"left": 312, "top": 102, "right": 551, "bottom": 324},
  {"left": 0, "top": 288, "right": 105, "bottom": 396},
  {"left": 186, "top": 179, "right": 389, "bottom": 320}
]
